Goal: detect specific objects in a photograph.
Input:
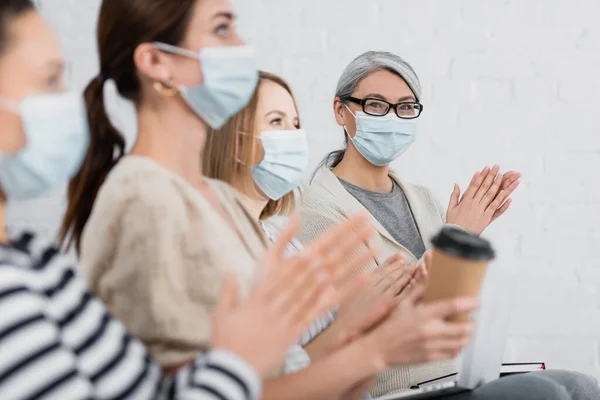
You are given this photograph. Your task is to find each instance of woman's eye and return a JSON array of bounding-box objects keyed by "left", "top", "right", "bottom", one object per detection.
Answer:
[
  {"left": 215, "top": 24, "right": 230, "bottom": 37},
  {"left": 46, "top": 75, "right": 61, "bottom": 90},
  {"left": 270, "top": 118, "right": 282, "bottom": 126}
]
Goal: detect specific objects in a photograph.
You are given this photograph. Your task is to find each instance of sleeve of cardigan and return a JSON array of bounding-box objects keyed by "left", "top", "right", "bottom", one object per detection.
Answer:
[
  {"left": 423, "top": 186, "right": 448, "bottom": 223},
  {"left": 83, "top": 177, "right": 210, "bottom": 368},
  {"left": 297, "top": 202, "right": 379, "bottom": 284}
]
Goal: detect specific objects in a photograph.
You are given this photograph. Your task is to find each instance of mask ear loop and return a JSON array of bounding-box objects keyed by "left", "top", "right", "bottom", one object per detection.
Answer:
[
  {"left": 343, "top": 103, "right": 357, "bottom": 119},
  {"left": 342, "top": 103, "right": 358, "bottom": 140},
  {"left": 152, "top": 42, "right": 199, "bottom": 60},
  {"left": 235, "top": 131, "right": 252, "bottom": 166},
  {"left": 152, "top": 42, "right": 200, "bottom": 95}
]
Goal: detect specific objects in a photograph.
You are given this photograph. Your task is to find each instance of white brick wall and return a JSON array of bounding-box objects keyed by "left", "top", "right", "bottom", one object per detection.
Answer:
[{"left": 12, "top": 0, "right": 599, "bottom": 380}]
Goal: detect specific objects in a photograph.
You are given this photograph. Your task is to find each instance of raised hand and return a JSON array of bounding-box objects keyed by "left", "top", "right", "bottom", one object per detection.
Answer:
[
  {"left": 492, "top": 170, "right": 521, "bottom": 223},
  {"left": 366, "top": 282, "right": 479, "bottom": 366},
  {"left": 211, "top": 214, "right": 376, "bottom": 376},
  {"left": 446, "top": 165, "right": 521, "bottom": 234}
]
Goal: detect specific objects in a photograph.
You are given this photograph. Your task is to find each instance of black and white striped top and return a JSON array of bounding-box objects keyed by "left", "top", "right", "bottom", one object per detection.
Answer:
[{"left": 0, "top": 231, "right": 261, "bottom": 400}]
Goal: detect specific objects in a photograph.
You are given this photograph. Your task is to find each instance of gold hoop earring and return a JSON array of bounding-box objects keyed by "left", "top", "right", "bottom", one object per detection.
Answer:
[{"left": 153, "top": 80, "right": 178, "bottom": 97}]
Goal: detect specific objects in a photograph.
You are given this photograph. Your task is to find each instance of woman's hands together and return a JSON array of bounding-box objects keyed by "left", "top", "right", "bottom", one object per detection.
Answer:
[
  {"left": 446, "top": 165, "right": 521, "bottom": 234},
  {"left": 211, "top": 213, "right": 375, "bottom": 376}
]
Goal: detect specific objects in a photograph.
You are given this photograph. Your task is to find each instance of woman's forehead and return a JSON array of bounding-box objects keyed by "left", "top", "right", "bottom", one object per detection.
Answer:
[
  {"left": 258, "top": 80, "right": 296, "bottom": 113},
  {"left": 353, "top": 70, "right": 414, "bottom": 101},
  {"left": 0, "top": 11, "right": 62, "bottom": 70}
]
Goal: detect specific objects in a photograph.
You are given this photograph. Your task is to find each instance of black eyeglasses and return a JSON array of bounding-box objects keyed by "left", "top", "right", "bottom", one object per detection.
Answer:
[{"left": 345, "top": 97, "right": 423, "bottom": 119}]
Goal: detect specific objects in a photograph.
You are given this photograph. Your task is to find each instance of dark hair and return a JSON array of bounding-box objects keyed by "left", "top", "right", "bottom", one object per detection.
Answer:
[
  {"left": 0, "top": 0, "right": 34, "bottom": 56},
  {"left": 311, "top": 133, "right": 346, "bottom": 182},
  {"left": 59, "top": 0, "right": 197, "bottom": 251}
]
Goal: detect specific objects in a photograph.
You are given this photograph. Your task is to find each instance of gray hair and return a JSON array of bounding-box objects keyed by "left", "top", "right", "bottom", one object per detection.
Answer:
[
  {"left": 335, "top": 51, "right": 421, "bottom": 101},
  {"left": 312, "top": 51, "right": 421, "bottom": 177}
]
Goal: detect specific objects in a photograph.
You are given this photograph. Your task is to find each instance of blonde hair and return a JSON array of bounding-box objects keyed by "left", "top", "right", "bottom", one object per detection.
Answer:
[{"left": 203, "top": 71, "right": 300, "bottom": 220}]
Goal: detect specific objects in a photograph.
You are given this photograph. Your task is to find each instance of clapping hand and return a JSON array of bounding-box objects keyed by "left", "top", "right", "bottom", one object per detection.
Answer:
[
  {"left": 211, "top": 214, "right": 376, "bottom": 376},
  {"left": 367, "top": 281, "right": 478, "bottom": 367},
  {"left": 446, "top": 165, "right": 521, "bottom": 234}
]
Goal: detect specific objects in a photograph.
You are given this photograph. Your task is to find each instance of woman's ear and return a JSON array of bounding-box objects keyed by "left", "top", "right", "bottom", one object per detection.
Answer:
[
  {"left": 133, "top": 43, "right": 173, "bottom": 84},
  {"left": 333, "top": 97, "right": 346, "bottom": 127}
]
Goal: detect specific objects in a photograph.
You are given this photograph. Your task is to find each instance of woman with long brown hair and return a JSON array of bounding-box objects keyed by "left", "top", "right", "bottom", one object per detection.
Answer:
[{"left": 60, "top": 0, "right": 275, "bottom": 369}]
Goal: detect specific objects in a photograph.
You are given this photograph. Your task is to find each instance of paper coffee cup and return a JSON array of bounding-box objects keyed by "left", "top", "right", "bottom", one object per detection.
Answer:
[{"left": 423, "top": 226, "right": 495, "bottom": 321}]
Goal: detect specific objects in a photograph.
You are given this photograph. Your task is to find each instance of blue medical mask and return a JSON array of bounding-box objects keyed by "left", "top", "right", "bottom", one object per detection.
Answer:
[
  {"left": 250, "top": 129, "right": 309, "bottom": 200},
  {"left": 153, "top": 42, "right": 258, "bottom": 129},
  {"left": 0, "top": 92, "right": 90, "bottom": 200},
  {"left": 344, "top": 105, "right": 416, "bottom": 166}
]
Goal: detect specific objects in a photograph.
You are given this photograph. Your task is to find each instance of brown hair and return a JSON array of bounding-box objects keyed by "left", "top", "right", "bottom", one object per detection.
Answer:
[
  {"left": 203, "top": 71, "right": 299, "bottom": 220},
  {"left": 59, "top": 0, "right": 197, "bottom": 251},
  {"left": 0, "top": 0, "right": 34, "bottom": 56}
]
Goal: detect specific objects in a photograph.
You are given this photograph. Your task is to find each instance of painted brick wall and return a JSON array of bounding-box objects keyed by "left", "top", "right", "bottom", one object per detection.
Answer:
[{"left": 12, "top": 0, "right": 599, "bottom": 379}]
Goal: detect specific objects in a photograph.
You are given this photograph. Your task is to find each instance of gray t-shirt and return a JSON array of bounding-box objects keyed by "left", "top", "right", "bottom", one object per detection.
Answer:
[{"left": 339, "top": 178, "right": 426, "bottom": 260}]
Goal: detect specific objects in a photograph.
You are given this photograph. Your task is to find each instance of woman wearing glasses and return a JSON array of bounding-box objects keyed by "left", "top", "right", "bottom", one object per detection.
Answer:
[
  {"left": 300, "top": 51, "right": 520, "bottom": 269},
  {"left": 297, "top": 51, "right": 598, "bottom": 398}
]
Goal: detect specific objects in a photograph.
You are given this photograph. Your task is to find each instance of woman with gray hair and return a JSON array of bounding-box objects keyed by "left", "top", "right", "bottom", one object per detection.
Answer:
[{"left": 296, "top": 51, "right": 599, "bottom": 398}]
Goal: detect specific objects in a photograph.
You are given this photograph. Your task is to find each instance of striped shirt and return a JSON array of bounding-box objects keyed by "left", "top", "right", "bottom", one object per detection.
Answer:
[
  {"left": 262, "top": 219, "right": 372, "bottom": 400},
  {"left": 0, "top": 231, "right": 261, "bottom": 400},
  {"left": 260, "top": 220, "right": 336, "bottom": 374}
]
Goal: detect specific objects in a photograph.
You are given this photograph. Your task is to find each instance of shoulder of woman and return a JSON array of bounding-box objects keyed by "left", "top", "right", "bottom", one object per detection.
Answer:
[
  {"left": 395, "top": 180, "right": 446, "bottom": 216},
  {"left": 205, "top": 178, "right": 239, "bottom": 200},
  {"left": 388, "top": 172, "right": 435, "bottom": 199},
  {"left": 399, "top": 181, "right": 434, "bottom": 197},
  {"left": 298, "top": 178, "right": 343, "bottom": 212},
  {"left": 97, "top": 156, "right": 189, "bottom": 213},
  {"left": 80, "top": 157, "right": 191, "bottom": 256},
  {"left": 0, "top": 232, "right": 78, "bottom": 294}
]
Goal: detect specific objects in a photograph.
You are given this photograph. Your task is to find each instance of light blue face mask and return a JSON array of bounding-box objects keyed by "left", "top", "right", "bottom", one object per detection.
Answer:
[
  {"left": 251, "top": 129, "right": 309, "bottom": 200},
  {"left": 0, "top": 92, "right": 90, "bottom": 200},
  {"left": 345, "top": 106, "right": 416, "bottom": 166},
  {"left": 153, "top": 42, "right": 258, "bottom": 129}
]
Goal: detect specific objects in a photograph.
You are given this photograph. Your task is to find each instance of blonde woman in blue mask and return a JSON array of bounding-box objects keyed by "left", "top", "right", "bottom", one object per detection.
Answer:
[
  {"left": 0, "top": 1, "right": 380, "bottom": 399},
  {"left": 205, "top": 71, "right": 428, "bottom": 368},
  {"left": 298, "top": 51, "right": 599, "bottom": 399}
]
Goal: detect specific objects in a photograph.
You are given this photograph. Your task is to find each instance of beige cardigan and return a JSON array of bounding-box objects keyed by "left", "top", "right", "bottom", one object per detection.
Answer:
[
  {"left": 80, "top": 156, "right": 265, "bottom": 367},
  {"left": 297, "top": 168, "right": 457, "bottom": 397}
]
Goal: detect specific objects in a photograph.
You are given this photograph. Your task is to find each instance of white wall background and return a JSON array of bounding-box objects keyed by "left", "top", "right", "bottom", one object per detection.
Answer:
[{"left": 10, "top": 0, "right": 600, "bottom": 380}]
